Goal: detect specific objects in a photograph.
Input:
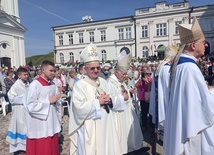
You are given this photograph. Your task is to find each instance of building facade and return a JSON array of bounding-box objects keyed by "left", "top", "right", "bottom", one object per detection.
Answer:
[
  {"left": 52, "top": 1, "right": 214, "bottom": 64},
  {"left": 0, "top": 0, "right": 26, "bottom": 68}
]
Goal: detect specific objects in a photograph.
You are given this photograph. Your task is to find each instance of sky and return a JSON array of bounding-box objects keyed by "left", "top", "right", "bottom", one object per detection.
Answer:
[{"left": 18, "top": 0, "right": 214, "bottom": 57}]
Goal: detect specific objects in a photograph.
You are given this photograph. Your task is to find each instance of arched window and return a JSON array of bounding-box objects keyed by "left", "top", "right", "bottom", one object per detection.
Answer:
[
  {"left": 142, "top": 46, "right": 149, "bottom": 57},
  {"left": 101, "top": 50, "right": 107, "bottom": 62},
  {"left": 70, "top": 52, "right": 74, "bottom": 62},
  {"left": 60, "top": 53, "right": 64, "bottom": 63},
  {"left": 158, "top": 44, "right": 164, "bottom": 49}
]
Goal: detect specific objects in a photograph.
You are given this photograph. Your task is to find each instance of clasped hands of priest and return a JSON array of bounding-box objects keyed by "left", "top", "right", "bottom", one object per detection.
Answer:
[
  {"left": 97, "top": 92, "right": 113, "bottom": 113},
  {"left": 98, "top": 92, "right": 111, "bottom": 107}
]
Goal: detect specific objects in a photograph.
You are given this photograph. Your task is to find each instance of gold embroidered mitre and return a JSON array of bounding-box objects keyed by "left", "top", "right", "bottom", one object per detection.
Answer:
[
  {"left": 80, "top": 43, "right": 99, "bottom": 63},
  {"left": 178, "top": 16, "right": 204, "bottom": 45}
]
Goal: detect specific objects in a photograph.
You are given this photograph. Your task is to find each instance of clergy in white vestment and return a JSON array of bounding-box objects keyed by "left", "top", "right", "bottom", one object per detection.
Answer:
[
  {"left": 107, "top": 47, "right": 144, "bottom": 154},
  {"left": 6, "top": 67, "right": 29, "bottom": 154},
  {"left": 24, "top": 60, "right": 61, "bottom": 155},
  {"left": 149, "top": 45, "right": 178, "bottom": 141},
  {"left": 164, "top": 17, "right": 214, "bottom": 155},
  {"left": 68, "top": 43, "right": 122, "bottom": 155}
]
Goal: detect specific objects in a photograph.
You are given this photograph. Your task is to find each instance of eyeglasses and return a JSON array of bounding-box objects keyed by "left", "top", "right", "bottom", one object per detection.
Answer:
[
  {"left": 195, "top": 40, "right": 208, "bottom": 45},
  {"left": 86, "top": 66, "right": 101, "bottom": 71}
]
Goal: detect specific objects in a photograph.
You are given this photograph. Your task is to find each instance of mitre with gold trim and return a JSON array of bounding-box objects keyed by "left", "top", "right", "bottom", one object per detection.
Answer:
[
  {"left": 178, "top": 16, "right": 204, "bottom": 45},
  {"left": 80, "top": 43, "right": 100, "bottom": 63}
]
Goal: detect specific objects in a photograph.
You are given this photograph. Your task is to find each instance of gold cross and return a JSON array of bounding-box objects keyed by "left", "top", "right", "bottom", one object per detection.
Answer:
[{"left": 91, "top": 47, "right": 96, "bottom": 52}]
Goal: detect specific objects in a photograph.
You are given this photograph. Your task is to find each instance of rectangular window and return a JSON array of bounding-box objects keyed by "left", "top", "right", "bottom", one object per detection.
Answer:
[
  {"left": 102, "top": 50, "right": 107, "bottom": 62},
  {"left": 89, "top": 32, "right": 94, "bottom": 42},
  {"left": 59, "top": 35, "right": 63, "bottom": 46},
  {"left": 118, "top": 28, "right": 124, "bottom": 40},
  {"left": 100, "top": 30, "right": 106, "bottom": 42},
  {"left": 79, "top": 33, "right": 84, "bottom": 44},
  {"left": 142, "top": 25, "right": 148, "bottom": 38},
  {"left": 156, "top": 23, "right": 167, "bottom": 36},
  {"left": 68, "top": 34, "right": 73, "bottom": 45},
  {"left": 125, "top": 27, "right": 131, "bottom": 39},
  {"left": 60, "top": 53, "right": 64, "bottom": 63},
  {"left": 175, "top": 21, "right": 182, "bottom": 35}
]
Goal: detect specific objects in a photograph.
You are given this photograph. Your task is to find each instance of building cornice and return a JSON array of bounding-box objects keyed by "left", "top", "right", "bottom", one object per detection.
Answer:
[
  {"left": 0, "top": 13, "right": 26, "bottom": 32},
  {"left": 52, "top": 16, "right": 134, "bottom": 30},
  {"left": 134, "top": 9, "right": 189, "bottom": 20}
]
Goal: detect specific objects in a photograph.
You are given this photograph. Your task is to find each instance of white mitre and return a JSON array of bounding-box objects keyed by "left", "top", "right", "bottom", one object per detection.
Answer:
[
  {"left": 80, "top": 43, "right": 99, "bottom": 63},
  {"left": 116, "top": 47, "right": 132, "bottom": 72}
]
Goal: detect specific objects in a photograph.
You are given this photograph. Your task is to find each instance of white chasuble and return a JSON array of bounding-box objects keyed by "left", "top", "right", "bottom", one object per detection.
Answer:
[
  {"left": 108, "top": 74, "right": 144, "bottom": 153},
  {"left": 69, "top": 77, "right": 122, "bottom": 155}
]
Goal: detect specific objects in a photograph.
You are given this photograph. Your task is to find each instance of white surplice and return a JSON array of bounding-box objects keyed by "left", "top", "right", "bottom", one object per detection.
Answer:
[
  {"left": 24, "top": 80, "right": 61, "bottom": 139},
  {"left": 69, "top": 77, "right": 122, "bottom": 155},
  {"left": 6, "top": 79, "right": 28, "bottom": 153},
  {"left": 108, "top": 74, "right": 144, "bottom": 154},
  {"left": 164, "top": 54, "right": 214, "bottom": 155}
]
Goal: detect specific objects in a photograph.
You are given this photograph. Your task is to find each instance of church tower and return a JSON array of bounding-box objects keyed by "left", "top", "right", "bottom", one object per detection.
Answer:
[
  {"left": 0, "top": 0, "right": 20, "bottom": 22},
  {"left": 0, "top": 0, "right": 26, "bottom": 68}
]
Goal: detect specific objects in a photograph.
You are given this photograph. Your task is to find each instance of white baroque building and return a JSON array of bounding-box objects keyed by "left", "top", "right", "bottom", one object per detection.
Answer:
[
  {"left": 52, "top": 1, "right": 214, "bottom": 64},
  {"left": 0, "top": 0, "right": 26, "bottom": 68}
]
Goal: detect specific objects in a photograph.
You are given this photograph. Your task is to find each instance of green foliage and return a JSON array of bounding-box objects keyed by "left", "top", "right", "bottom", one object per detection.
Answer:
[{"left": 26, "top": 52, "right": 54, "bottom": 66}]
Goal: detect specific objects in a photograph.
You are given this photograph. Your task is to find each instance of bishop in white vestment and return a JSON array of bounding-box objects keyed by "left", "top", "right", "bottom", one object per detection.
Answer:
[
  {"left": 108, "top": 47, "right": 144, "bottom": 154},
  {"left": 164, "top": 17, "right": 214, "bottom": 155},
  {"left": 69, "top": 43, "right": 122, "bottom": 155}
]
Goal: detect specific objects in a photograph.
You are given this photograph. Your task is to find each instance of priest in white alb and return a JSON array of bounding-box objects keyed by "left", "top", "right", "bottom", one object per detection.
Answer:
[
  {"left": 107, "top": 47, "right": 144, "bottom": 154},
  {"left": 68, "top": 43, "right": 122, "bottom": 155},
  {"left": 164, "top": 17, "right": 214, "bottom": 155},
  {"left": 149, "top": 45, "right": 178, "bottom": 141}
]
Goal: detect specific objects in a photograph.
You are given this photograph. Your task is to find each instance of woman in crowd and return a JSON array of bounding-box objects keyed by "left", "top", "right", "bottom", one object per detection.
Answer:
[
  {"left": 4, "top": 69, "right": 16, "bottom": 113},
  {"left": 4, "top": 70, "right": 16, "bottom": 93},
  {"left": 135, "top": 69, "right": 153, "bottom": 132}
]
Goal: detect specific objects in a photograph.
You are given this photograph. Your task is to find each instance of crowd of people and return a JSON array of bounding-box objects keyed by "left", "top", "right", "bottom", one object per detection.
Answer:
[{"left": 0, "top": 16, "right": 214, "bottom": 155}]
